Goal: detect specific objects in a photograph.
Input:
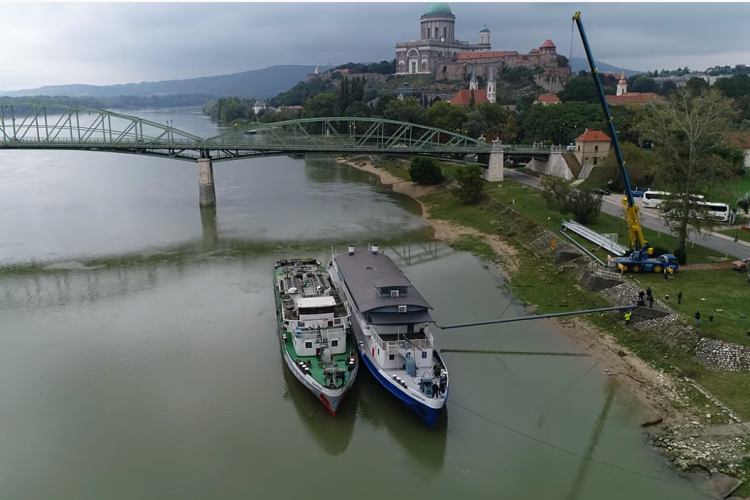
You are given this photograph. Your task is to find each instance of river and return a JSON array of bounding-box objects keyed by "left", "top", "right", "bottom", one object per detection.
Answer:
[{"left": 0, "top": 108, "right": 709, "bottom": 499}]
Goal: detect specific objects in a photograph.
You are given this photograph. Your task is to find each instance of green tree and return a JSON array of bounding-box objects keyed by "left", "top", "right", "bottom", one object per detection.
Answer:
[
  {"left": 558, "top": 75, "right": 600, "bottom": 103},
  {"left": 629, "top": 76, "right": 657, "bottom": 93},
  {"left": 684, "top": 77, "right": 710, "bottom": 95},
  {"left": 738, "top": 192, "right": 750, "bottom": 215},
  {"left": 599, "top": 142, "right": 657, "bottom": 192},
  {"left": 338, "top": 77, "right": 351, "bottom": 114},
  {"left": 518, "top": 101, "right": 602, "bottom": 144},
  {"left": 409, "top": 157, "right": 443, "bottom": 185},
  {"left": 714, "top": 74, "right": 750, "bottom": 99},
  {"left": 452, "top": 165, "right": 484, "bottom": 204},
  {"left": 425, "top": 101, "right": 468, "bottom": 132},
  {"left": 303, "top": 92, "right": 338, "bottom": 119},
  {"left": 567, "top": 190, "right": 603, "bottom": 224},
  {"left": 502, "top": 114, "right": 518, "bottom": 143},
  {"left": 383, "top": 97, "right": 427, "bottom": 125},
  {"left": 541, "top": 176, "right": 572, "bottom": 212},
  {"left": 657, "top": 80, "right": 678, "bottom": 97},
  {"left": 461, "top": 109, "right": 487, "bottom": 138},
  {"left": 638, "top": 88, "right": 738, "bottom": 255}
]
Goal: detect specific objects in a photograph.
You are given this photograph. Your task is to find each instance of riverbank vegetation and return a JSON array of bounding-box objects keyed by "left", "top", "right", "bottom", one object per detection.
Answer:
[{"left": 0, "top": 94, "right": 214, "bottom": 112}]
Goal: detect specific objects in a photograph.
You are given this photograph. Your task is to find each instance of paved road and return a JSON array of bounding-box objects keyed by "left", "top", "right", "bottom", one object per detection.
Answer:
[{"left": 503, "top": 168, "right": 750, "bottom": 260}]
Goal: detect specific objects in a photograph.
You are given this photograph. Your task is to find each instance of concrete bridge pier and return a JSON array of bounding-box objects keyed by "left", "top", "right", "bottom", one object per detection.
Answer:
[
  {"left": 197, "top": 157, "right": 216, "bottom": 207},
  {"left": 482, "top": 141, "right": 504, "bottom": 182}
]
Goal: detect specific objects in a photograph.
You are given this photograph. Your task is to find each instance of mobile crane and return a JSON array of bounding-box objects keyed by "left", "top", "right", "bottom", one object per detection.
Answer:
[{"left": 572, "top": 12, "right": 679, "bottom": 275}]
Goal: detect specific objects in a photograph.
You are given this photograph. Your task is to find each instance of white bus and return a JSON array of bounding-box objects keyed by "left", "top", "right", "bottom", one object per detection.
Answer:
[
  {"left": 642, "top": 190, "right": 705, "bottom": 209},
  {"left": 697, "top": 201, "right": 731, "bottom": 223}
]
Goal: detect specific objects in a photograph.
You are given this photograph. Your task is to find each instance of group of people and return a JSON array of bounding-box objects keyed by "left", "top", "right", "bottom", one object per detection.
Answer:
[{"left": 624, "top": 287, "right": 702, "bottom": 327}]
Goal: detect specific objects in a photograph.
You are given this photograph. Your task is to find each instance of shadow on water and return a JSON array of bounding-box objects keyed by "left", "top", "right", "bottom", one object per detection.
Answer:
[
  {"left": 280, "top": 353, "right": 356, "bottom": 457},
  {"left": 353, "top": 368, "right": 448, "bottom": 479}
]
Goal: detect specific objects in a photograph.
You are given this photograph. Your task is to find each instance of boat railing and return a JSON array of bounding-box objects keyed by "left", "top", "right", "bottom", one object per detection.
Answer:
[{"left": 384, "top": 338, "right": 432, "bottom": 354}]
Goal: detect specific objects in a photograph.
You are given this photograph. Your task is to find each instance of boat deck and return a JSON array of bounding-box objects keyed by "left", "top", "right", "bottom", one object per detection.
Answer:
[
  {"left": 378, "top": 331, "right": 428, "bottom": 343},
  {"left": 382, "top": 364, "right": 446, "bottom": 402},
  {"left": 284, "top": 336, "right": 356, "bottom": 389}
]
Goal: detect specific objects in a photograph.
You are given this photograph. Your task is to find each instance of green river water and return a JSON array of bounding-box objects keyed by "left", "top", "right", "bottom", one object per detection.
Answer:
[{"left": 0, "top": 108, "right": 709, "bottom": 499}]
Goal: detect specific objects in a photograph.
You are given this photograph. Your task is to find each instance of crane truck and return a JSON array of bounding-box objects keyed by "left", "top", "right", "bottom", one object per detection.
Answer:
[{"left": 572, "top": 12, "right": 680, "bottom": 275}]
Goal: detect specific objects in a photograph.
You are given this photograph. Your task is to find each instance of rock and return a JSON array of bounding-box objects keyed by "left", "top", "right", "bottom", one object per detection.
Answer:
[
  {"left": 641, "top": 415, "right": 664, "bottom": 428},
  {"left": 617, "top": 350, "right": 628, "bottom": 357},
  {"left": 699, "top": 473, "right": 743, "bottom": 499},
  {"left": 526, "top": 305, "right": 539, "bottom": 315}
]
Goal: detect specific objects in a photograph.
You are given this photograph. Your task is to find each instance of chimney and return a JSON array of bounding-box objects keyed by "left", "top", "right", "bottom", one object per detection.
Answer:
[
  {"left": 371, "top": 244, "right": 379, "bottom": 255},
  {"left": 348, "top": 245, "right": 355, "bottom": 255}
]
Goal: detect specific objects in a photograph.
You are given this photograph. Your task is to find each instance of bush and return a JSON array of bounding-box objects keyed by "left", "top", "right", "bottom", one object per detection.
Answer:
[
  {"left": 673, "top": 247, "right": 687, "bottom": 265},
  {"left": 452, "top": 165, "right": 484, "bottom": 205},
  {"left": 568, "top": 190, "right": 603, "bottom": 224},
  {"left": 541, "top": 176, "right": 572, "bottom": 212},
  {"left": 409, "top": 157, "right": 443, "bottom": 185}
]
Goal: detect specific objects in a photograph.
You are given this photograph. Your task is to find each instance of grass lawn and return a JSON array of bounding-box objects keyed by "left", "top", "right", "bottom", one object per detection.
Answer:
[
  {"left": 718, "top": 227, "right": 750, "bottom": 244},
  {"left": 486, "top": 181, "right": 728, "bottom": 265},
  {"left": 632, "top": 270, "right": 750, "bottom": 346}
]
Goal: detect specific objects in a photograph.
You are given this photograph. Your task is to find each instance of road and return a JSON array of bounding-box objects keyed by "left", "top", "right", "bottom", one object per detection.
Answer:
[{"left": 503, "top": 168, "right": 750, "bottom": 260}]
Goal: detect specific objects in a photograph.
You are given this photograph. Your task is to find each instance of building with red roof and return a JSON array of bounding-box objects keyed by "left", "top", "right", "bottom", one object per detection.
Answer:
[
  {"left": 534, "top": 94, "right": 560, "bottom": 106},
  {"left": 574, "top": 129, "right": 611, "bottom": 169},
  {"left": 450, "top": 89, "right": 488, "bottom": 106}
]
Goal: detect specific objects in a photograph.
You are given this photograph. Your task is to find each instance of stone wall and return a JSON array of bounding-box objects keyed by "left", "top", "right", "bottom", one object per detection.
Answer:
[
  {"left": 695, "top": 338, "right": 750, "bottom": 371},
  {"left": 525, "top": 155, "right": 573, "bottom": 180}
]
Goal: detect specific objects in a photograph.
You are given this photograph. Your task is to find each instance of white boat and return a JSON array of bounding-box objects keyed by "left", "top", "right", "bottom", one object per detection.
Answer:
[
  {"left": 328, "top": 245, "right": 448, "bottom": 427},
  {"left": 274, "top": 258, "right": 358, "bottom": 414}
]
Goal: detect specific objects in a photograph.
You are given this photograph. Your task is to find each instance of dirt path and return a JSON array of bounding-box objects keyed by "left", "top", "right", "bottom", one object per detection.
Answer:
[{"left": 338, "top": 156, "right": 694, "bottom": 425}]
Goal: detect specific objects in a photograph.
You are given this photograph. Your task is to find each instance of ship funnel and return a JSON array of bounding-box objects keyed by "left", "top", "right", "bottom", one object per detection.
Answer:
[
  {"left": 371, "top": 244, "right": 379, "bottom": 255},
  {"left": 348, "top": 244, "right": 355, "bottom": 255}
]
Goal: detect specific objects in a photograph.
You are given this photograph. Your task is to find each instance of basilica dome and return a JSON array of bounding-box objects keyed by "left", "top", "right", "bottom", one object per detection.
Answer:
[{"left": 423, "top": 2, "right": 453, "bottom": 17}]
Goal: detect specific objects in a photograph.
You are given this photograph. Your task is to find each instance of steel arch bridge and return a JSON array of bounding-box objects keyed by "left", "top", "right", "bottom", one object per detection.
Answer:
[{"left": 0, "top": 102, "right": 523, "bottom": 162}]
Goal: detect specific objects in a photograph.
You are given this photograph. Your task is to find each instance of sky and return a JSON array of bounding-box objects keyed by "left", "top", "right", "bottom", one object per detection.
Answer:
[{"left": 1, "top": 1, "right": 749, "bottom": 91}]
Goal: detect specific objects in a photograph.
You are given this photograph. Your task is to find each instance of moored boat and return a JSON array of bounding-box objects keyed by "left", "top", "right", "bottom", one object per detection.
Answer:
[
  {"left": 274, "top": 258, "right": 358, "bottom": 414},
  {"left": 328, "top": 245, "right": 448, "bottom": 427}
]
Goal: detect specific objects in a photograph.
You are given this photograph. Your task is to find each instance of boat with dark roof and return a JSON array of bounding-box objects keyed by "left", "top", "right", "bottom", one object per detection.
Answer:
[
  {"left": 274, "top": 258, "right": 358, "bottom": 415},
  {"left": 328, "top": 244, "right": 448, "bottom": 427}
]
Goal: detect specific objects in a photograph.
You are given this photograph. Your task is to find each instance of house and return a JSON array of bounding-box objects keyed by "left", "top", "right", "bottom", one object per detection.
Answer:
[
  {"left": 450, "top": 89, "right": 489, "bottom": 106},
  {"left": 535, "top": 94, "right": 560, "bottom": 106},
  {"left": 605, "top": 72, "right": 660, "bottom": 106},
  {"left": 575, "top": 129, "right": 610, "bottom": 168}
]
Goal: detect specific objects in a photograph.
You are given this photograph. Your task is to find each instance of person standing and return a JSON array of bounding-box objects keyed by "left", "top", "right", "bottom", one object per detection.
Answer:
[
  {"left": 678, "top": 291, "right": 683, "bottom": 305},
  {"left": 695, "top": 311, "right": 701, "bottom": 327},
  {"left": 625, "top": 310, "right": 632, "bottom": 326},
  {"left": 663, "top": 266, "right": 669, "bottom": 280},
  {"left": 648, "top": 294, "right": 654, "bottom": 308},
  {"left": 646, "top": 287, "right": 652, "bottom": 301}
]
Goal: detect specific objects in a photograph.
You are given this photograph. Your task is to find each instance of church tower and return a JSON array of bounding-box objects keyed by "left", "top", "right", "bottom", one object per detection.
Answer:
[
  {"left": 478, "top": 25, "right": 491, "bottom": 52},
  {"left": 469, "top": 63, "right": 478, "bottom": 91},
  {"left": 617, "top": 71, "right": 627, "bottom": 96},
  {"left": 487, "top": 67, "right": 496, "bottom": 103}
]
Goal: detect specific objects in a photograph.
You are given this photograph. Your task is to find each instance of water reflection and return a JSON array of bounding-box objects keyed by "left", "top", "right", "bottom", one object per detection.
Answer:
[
  {"left": 200, "top": 206, "right": 218, "bottom": 248},
  {"left": 281, "top": 355, "right": 356, "bottom": 456},
  {"left": 355, "top": 369, "right": 447, "bottom": 479}
]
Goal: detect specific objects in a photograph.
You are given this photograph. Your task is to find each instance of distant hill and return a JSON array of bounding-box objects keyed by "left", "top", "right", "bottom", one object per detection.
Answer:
[
  {"left": 0, "top": 65, "right": 333, "bottom": 99},
  {"left": 569, "top": 58, "right": 643, "bottom": 77}
]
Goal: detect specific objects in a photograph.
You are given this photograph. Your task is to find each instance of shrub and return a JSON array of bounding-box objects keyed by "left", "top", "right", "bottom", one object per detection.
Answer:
[
  {"left": 452, "top": 165, "right": 484, "bottom": 205},
  {"left": 408, "top": 157, "right": 443, "bottom": 185},
  {"left": 673, "top": 247, "right": 687, "bottom": 266},
  {"left": 541, "top": 176, "right": 572, "bottom": 212},
  {"left": 568, "top": 190, "right": 603, "bottom": 224}
]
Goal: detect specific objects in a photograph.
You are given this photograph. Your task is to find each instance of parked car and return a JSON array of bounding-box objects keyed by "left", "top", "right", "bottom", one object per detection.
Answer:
[
  {"left": 731, "top": 257, "right": 750, "bottom": 271},
  {"left": 632, "top": 187, "right": 647, "bottom": 198},
  {"left": 592, "top": 188, "right": 610, "bottom": 197}
]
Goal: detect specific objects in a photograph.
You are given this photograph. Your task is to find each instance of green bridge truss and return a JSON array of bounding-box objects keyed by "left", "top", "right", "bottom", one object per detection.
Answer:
[{"left": 0, "top": 103, "right": 553, "bottom": 163}]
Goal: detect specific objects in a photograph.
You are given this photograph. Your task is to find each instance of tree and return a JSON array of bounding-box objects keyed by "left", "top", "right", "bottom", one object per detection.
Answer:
[
  {"left": 638, "top": 88, "right": 738, "bottom": 256},
  {"left": 452, "top": 165, "right": 484, "bottom": 204},
  {"left": 738, "top": 192, "right": 750, "bottom": 215},
  {"left": 657, "top": 80, "right": 678, "bottom": 97},
  {"left": 425, "top": 101, "right": 468, "bottom": 132},
  {"left": 541, "top": 176, "right": 572, "bottom": 212},
  {"left": 303, "top": 92, "right": 338, "bottom": 119},
  {"left": 502, "top": 114, "right": 518, "bottom": 143},
  {"left": 382, "top": 97, "right": 427, "bottom": 125},
  {"left": 599, "top": 141, "right": 657, "bottom": 192},
  {"left": 409, "top": 157, "right": 443, "bottom": 185},
  {"left": 567, "top": 189, "right": 603, "bottom": 224},
  {"left": 469, "top": 89, "right": 476, "bottom": 108},
  {"left": 461, "top": 109, "right": 487, "bottom": 138},
  {"left": 338, "top": 77, "right": 351, "bottom": 114},
  {"left": 684, "top": 77, "right": 709, "bottom": 95},
  {"left": 715, "top": 74, "right": 750, "bottom": 99},
  {"left": 557, "top": 75, "right": 600, "bottom": 103},
  {"left": 629, "top": 76, "right": 657, "bottom": 94}
]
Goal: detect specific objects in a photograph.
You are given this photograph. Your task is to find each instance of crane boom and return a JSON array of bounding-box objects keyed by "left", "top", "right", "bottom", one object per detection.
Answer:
[{"left": 572, "top": 12, "right": 648, "bottom": 252}]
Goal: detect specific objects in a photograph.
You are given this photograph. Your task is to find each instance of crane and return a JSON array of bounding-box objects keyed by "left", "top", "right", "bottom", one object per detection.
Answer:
[{"left": 572, "top": 12, "right": 679, "bottom": 275}]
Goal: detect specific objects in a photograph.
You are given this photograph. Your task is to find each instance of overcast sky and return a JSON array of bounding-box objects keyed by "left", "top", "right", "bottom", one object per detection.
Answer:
[{"left": 2, "top": 2, "right": 749, "bottom": 91}]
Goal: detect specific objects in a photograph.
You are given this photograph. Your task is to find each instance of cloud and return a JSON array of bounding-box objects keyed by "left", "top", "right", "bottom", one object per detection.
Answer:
[{"left": 1, "top": 2, "right": 748, "bottom": 90}]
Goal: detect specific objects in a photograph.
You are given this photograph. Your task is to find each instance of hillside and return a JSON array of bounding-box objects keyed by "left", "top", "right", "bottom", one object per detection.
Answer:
[
  {"left": 569, "top": 58, "right": 642, "bottom": 77},
  {"left": 0, "top": 65, "right": 332, "bottom": 99}
]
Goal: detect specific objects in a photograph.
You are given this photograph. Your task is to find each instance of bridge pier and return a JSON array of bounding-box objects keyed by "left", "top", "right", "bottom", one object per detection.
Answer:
[
  {"left": 197, "top": 158, "right": 216, "bottom": 207},
  {"left": 482, "top": 141, "right": 504, "bottom": 182}
]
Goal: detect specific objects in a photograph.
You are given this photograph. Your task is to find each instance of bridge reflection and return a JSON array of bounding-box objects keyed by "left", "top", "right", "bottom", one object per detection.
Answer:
[{"left": 0, "top": 209, "right": 453, "bottom": 311}]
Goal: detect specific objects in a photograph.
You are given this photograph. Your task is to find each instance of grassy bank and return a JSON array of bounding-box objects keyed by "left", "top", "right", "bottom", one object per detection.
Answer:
[
  {"left": 371, "top": 158, "right": 750, "bottom": 422},
  {"left": 718, "top": 227, "right": 750, "bottom": 244}
]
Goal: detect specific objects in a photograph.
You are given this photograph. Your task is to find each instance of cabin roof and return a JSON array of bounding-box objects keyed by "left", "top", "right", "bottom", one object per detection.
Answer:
[
  {"left": 334, "top": 251, "right": 432, "bottom": 313},
  {"left": 296, "top": 296, "right": 336, "bottom": 308}
]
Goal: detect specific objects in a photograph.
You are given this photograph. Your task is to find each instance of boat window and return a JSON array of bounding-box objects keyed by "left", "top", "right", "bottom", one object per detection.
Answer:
[
  {"left": 334, "top": 318, "right": 341, "bottom": 325},
  {"left": 299, "top": 306, "right": 335, "bottom": 315},
  {"left": 331, "top": 340, "right": 339, "bottom": 347},
  {"left": 389, "top": 354, "right": 395, "bottom": 360},
  {"left": 421, "top": 351, "right": 427, "bottom": 359},
  {"left": 298, "top": 322, "right": 305, "bottom": 327},
  {"left": 305, "top": 341, "right": 312, "bottom": 349}
]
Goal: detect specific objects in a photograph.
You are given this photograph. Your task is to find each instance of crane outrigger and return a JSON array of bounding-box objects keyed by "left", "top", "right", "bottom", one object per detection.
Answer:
[{"left": 572, "top": 12, "right": 679, "bottom": 275}]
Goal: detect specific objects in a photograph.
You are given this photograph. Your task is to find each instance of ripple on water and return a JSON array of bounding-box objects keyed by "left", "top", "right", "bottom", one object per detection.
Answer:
[{"left": 42, "top": 261, "right": 106, "bottom": 271}]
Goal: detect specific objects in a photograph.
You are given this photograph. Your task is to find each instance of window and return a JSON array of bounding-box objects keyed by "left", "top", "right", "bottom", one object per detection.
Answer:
[
  {"left": 377, "top": 348, "right": 380, "bottom": 355},
  {"left": 305, "top": 341, "right": 312, "bottom": 349},
  {"left": 389, "top": 354, "right": 395, "bottom": 360},
  {"left": 577, "top": 145, "right": 580, "bottom": 152},
  {"left": 421, "top": 351, "right": 428, "bottom": 359},
  {"left": 331, "top": 340, "right": 339, "bottom": 347},
  {"left": 334, "top": 318, "right": 341, "bottom": 325},
  {"left": 443, "top": 27, "right": 447, "bottom": 38},
  {"left": 298, "top": 322, "right": 305, "bottom": 327},
  {"left": 594, "top": 145, "right": 599, "bottom": 152},
  {"left": 593, "top": 157, "right": 598, "bottom": 165}
]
